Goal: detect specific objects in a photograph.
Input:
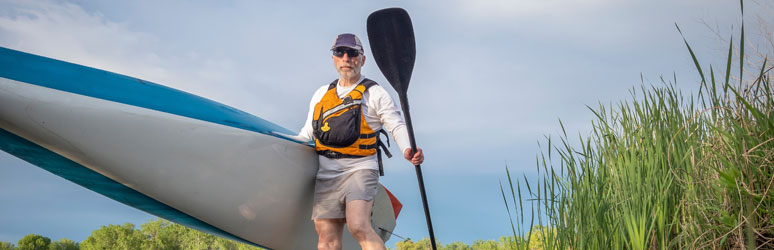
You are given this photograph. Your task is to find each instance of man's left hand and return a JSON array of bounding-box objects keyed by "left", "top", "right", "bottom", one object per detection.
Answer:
[{"left": 403, "top": 147, "right": 424, "bottom": 165}]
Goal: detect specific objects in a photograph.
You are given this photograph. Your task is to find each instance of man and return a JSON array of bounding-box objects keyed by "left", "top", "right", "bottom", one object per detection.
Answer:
[{"left": 297, "top": 33, "right": 424, "bottom": 250}]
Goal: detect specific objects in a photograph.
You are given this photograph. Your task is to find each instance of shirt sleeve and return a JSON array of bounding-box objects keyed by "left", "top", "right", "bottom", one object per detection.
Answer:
[
  {"left": 296, "top": 86, "right": 328, "bottom": 143},
  {"left": 368, "top": 85, "right": 412, "bottom": 154}
]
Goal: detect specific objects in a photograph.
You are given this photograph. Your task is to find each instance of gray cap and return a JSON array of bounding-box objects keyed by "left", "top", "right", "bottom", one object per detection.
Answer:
[{"left": 331, "top": 33, "right": 363, "bottom": 52}]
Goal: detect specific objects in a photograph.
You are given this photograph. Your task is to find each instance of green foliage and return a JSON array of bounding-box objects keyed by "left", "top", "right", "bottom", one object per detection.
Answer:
[
  {"left": 17, "top": 234, "right": 50, "bottom": 250},
  {"left": 471, "top": 239, "right": 499, "bottom": 250},
  {"left": 138, "top": 219, "right": 260, "bottom": 250},
  {"left": 140, "top": 219, "right": 182, "bottom": 250},
  {"left": 469, "top": 236, "right": 517, "bottom": 250},
  {"left": 48, "top": 238, "right": 78, "bottom": 250},
  {"left": 390, "top": 236, "right": 516, "bottom": 250},
  {"left": 134, "top": 219, "right": 262, "bottom": 250},
  {"left": 3, "top": 219, "right": 263, "bottom": 250},
  {"left": 501, "top": 1, "right": 773, "bottom": 249},
  {"left": 393, "top": 238, "right": 432, "bottom": 250},
  {"left": 440, "top": 241, "right": 471, "bottom": 250},
  {"left": 525, "top": 226, "right": 553, "bottom": 250},
  {"left": 0, "top": 242, "right": 15, "bottom": 250},
  {"left": 178, "top": 224, "right": 218, "bottom": 250},
  {"left": 79, "top": 223, "right": 144, "bottom": 250}
]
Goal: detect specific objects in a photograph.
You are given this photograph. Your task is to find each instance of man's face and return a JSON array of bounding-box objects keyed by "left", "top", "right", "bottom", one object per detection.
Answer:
[{"left": 332, "top": 47, "right": 365, "bottom": 79}]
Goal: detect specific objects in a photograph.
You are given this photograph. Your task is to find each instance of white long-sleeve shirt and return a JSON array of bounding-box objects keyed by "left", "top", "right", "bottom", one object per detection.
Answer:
[{"left": 297, "top": 76, "right": 411, "bottom": 179}]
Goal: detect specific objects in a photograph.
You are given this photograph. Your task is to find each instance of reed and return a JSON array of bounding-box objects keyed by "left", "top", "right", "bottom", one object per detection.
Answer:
[{"left": 502, "top": 4, "right": 773, "bottom": 249}]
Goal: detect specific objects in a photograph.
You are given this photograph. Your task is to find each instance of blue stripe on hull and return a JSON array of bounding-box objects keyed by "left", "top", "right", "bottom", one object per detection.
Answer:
[
  {"left": 0, "top": 128, "right": 270, "bottom": 250},
  {"left": 0, "top": 46, "right": 294, "bottom": 138}
]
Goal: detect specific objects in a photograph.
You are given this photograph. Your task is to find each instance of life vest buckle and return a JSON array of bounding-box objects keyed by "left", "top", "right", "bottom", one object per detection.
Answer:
[{"left": 342, "top": 96, "right": 353, "bottom": 105}]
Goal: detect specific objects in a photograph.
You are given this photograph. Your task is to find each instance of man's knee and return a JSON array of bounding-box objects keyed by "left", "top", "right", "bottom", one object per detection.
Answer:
[
  {"left": 345, "top": 199, "right": 376, "bottom": 240},
  {"left": 318, "top": 240, "right": 341, "bottom": 250},
  {"left": 315, "top": 219, "right": 345, "bottom": 250},
  {"left": 317, "top": 232, "right": 341, "bottom": 245},
  {"left": 347, "top": 219, "right": 373, "bottom": 240}
]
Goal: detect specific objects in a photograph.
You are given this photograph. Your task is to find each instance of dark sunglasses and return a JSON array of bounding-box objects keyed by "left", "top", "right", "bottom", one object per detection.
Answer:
[{"left": 332, "top": 48, "right": 361, "bottom": 58}]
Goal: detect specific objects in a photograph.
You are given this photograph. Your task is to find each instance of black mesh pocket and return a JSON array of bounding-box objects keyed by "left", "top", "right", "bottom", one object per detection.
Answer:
[{"left": 316, "top": 106, "right": 361, "bottom": 147}]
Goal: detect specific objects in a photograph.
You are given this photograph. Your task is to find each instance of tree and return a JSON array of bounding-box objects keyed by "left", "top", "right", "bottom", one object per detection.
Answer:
[
  {"left": 17, "top": 234, "right": 50, "bottom": 250},
  {"left": 526, "top": 225, "right": 555, "bottom": 250},
  {"left": 178, "top": 225, "right": 217, "bottom": 250},
  {"left": 471, "top": 239, "right": 500, "bottom": 250},
  {"left": 393, "top": 238, "right": 418, "bottom": 250},
  {"left": 440, "top": 241, "right": 471, "bottom": 250},
  {"left": 48, "top": 238, "right": 78, "bottom": 250},
  {"left": 0, "top": 241, "right": 15, "bottom": 250},
  {"left": 393, "top": 238, "right": 436, "bottom": 250},
  {"left": 140, "top": 219, "right": 181, "bottom": 250},
  {"left": 80, "top": 223, "right": 144, "bottom": 250},
  {"left": 497, "top": 236, "right": 516, "bottom": 249}
]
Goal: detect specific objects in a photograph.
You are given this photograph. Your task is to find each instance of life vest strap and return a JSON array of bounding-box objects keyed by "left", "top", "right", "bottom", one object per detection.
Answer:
[
  {"left": 327, "top": 78, "right": 378, "bottom": 91},
  {"left": 317, "top": 130, "right": 393, "bottom": 176},
  {"left": 378, "top": 139, "right": 392, "bottom": 158},
  {"left": 318, "top": 150, "right": 366, "bottom": 159},
  {"left": 327, "top": 80, "right": 338, "bottom": 90},
  {"left": 379, "top": 130, "right": 391, "bottom": 149},
  {"left": 376, "top": 146, "right": 384, "bottom": 176},
  {"left": 376, "top": 130, "right": 391, "bottom": 176},
  {"left": 360, "top": 132, "right": 378, "bottom": 139}
]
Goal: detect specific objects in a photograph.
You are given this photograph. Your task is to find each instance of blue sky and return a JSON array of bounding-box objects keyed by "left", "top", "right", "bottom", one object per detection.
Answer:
[{"left": 0, "top": 0, "right": 772, "bottom": 247}]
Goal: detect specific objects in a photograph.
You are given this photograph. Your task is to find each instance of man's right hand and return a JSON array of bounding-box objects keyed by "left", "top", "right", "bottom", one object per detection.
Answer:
[{"left": 403, "top": 148, "right": 424, "bottom": 165}]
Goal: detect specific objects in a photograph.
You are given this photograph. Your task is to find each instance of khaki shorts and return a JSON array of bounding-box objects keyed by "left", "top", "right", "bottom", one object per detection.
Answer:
[{"left": 311, "top": 169, "right": 379, "bottom": 220}]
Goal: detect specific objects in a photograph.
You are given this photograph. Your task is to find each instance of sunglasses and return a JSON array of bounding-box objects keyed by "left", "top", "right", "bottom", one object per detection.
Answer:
[{"left": 332, "top": 48, "right": 361, "bottom": 58}]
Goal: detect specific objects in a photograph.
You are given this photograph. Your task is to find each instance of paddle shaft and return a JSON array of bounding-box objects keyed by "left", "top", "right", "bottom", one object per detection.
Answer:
[{"left": 398, "top": 94, "right": 438, "bottom": 250}]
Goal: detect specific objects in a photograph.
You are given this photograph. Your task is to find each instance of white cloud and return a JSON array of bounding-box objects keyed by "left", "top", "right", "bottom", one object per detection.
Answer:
[
  {"left": 453, "top": 0, "right": 615, "bottom": 22},
  {"left": 0, "top": 0, "right": 271, "bottom": 122},
  {"left": 0, "top": 0, "right": 164, "bottom": 78}
]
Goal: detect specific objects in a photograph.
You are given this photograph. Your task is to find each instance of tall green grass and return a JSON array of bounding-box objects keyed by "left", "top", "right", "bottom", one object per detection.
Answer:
[{"left": 502, "top": 5, "right": 773, "bottom": 250}]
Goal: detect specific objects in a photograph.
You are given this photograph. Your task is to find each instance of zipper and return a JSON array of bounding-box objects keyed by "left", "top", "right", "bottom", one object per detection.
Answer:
[{"left": 320, "top": 99, "right": 362, "bottom": 120}]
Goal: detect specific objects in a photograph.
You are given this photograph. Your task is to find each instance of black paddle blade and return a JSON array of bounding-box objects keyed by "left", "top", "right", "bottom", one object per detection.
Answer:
[{"left": 367, "top": 8, "right": 416, "bottom": 93}]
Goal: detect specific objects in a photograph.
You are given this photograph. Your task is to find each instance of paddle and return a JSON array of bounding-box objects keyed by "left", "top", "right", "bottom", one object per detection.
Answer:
[{"left": 367, "top": 8, "right": 438, "bottom": 250}]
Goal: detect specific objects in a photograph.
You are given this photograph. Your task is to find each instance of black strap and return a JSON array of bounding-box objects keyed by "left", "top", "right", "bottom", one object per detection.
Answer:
[
  {"left": 317, "top": 150, "right": 366, "bottom": 159},
  {"left": 360, "top": 78, "right": 378, "bottom": 90},
  {"left": 324, "top": 130, "right": 392, "bottom": 176},
  {"left": 376, "top": 146, "right": 384, "bottom": 176},
  {"left": 360, "top": 132, "right": 378, "bottom": 139},
  {"left": 378, "top": 130, "right": 391, "bottom": 149},
  {"left": 375, "top": 130, "right": 392, "bottom": 176},
  {"left": 327, "top": 78, "right": 377, "bottom": 91},
  {"left": 378, "top": 138, "right": 392, "bottom": 158},
  {"left": 327, "top": 79, "right": 338, "bottom": 90}
]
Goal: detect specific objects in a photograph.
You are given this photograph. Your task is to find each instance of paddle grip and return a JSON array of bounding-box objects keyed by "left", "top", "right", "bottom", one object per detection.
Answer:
[{"left": 398, "top": 94, "right": 439, "bottom": 250}]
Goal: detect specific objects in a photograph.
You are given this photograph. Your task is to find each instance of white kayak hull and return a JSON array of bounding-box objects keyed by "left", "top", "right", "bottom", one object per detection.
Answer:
[{"left": 0, "top": 47, "right": 398, "bottom": 250}]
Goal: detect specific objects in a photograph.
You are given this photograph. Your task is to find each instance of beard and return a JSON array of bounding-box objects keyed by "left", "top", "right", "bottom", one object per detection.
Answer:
[{"left": 337, "top": 65, "right": 361, "bottom": 80}]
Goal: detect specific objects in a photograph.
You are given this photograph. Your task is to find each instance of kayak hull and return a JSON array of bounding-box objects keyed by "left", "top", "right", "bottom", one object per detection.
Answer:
[{"left": 0, "top": 47, "right": 397, "bottom": 250}]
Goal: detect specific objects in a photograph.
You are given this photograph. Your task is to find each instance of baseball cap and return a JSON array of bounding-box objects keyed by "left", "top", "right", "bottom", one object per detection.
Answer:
[{"left": 331, "top": 33, "right": 364, "bottom": 52}]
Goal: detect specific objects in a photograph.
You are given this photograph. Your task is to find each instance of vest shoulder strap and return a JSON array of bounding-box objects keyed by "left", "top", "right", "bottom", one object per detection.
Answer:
[
  {"left": 327, "top": 79, "right": 338, "bottom": 90},
  {"left": 360, "top": 78, "right": 378, "bottom": 90},
  {"left": 326, "top": 78, "right": 378, "bottom": 91}
]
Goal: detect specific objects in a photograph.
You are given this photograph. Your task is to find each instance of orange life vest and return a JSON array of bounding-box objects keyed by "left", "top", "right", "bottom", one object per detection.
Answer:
[{"left": 313, "top": 79, "right": 391, "bottom": 174}]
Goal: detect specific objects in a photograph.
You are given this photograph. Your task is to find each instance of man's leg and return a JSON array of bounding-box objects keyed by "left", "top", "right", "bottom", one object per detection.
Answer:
[
  {"left": 314, "top": 218, "right": 346, "bottom": 250},
  {"left": 345, "top": 200, "right": 386, "bottom": 250}
]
